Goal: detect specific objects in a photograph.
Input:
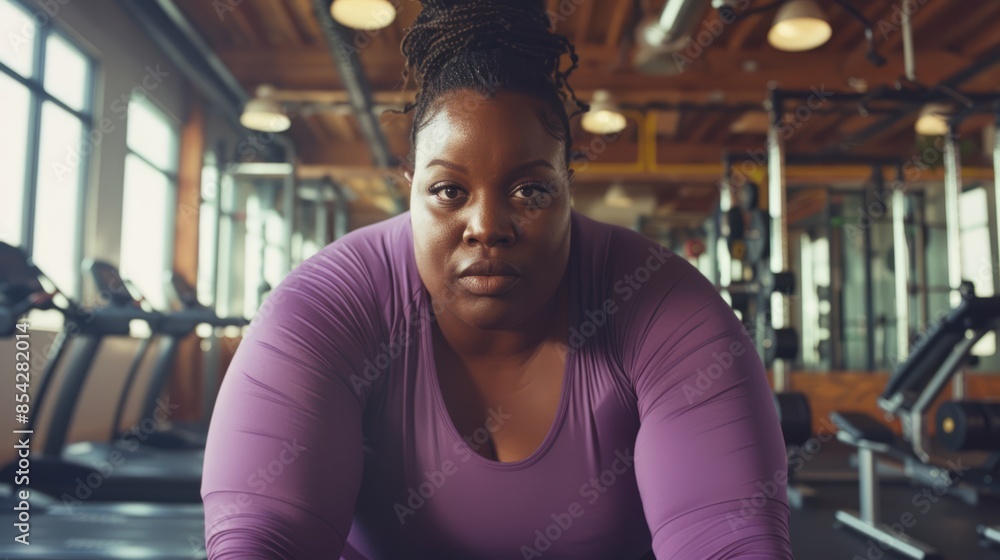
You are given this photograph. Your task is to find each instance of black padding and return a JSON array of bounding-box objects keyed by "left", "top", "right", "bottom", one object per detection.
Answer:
[{"left": 830, "top": 411, "right": 895, "bottom": 444}]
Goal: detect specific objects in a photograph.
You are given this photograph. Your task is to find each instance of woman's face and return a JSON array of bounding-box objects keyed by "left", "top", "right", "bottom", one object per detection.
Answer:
[{"left": 407, "top": 89, "right": 573, "bottom": 330}]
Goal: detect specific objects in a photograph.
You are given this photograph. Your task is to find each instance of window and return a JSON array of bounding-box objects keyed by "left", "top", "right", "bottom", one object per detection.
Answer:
[
  {"left": 0, "top": 0, "right": 93, "bottom": 298},
  {"left": 119, "top": 98, "right": 178, "bottom": 311},
  {"left": 959, "top": 186, "right": 996, "bottom": 356}
]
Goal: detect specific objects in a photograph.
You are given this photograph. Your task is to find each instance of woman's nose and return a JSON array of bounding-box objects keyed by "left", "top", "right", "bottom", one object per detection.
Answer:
[{"left": 463, "top": 198, "right": 517, "bottom": 248}]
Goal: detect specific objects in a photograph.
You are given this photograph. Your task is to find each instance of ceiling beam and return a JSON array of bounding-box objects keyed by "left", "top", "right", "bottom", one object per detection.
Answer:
[
  {"left": 726, "top": 12, "right": 766, "bottom": 52},
  {"left": 604, "top": 0, "right": 634, "bottom": 48},
  {"left": 217, "top": 46, "right": 978, "bottom": 94},
  {"left": 254, "top": 1, "right": 304, "bottom": 46},
  {"left": 880, "top": 0, "right": 953, "bottom": 54},
  {"left": 932, "top": 1, "right": 1000, "bottom": 51},
  {"left": 574, "top": 0, "right": 595, "bottom": 44}
]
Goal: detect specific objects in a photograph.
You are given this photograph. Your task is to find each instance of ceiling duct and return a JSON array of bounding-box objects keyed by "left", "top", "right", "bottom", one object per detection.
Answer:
[{"left": 633, "top": 0, "right": 714, "bottom": 75}]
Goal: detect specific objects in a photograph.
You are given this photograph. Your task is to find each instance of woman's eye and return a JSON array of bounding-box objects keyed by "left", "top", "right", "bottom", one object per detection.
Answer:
[
  {"left": 515, "top": 184, "right": 549, "bottom": 199},
  {"left": 429, "top": 185, "right": 464, "bottom": 200}
]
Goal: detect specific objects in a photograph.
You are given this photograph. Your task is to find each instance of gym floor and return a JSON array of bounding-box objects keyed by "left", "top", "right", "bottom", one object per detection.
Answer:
[{"left": 790, "top": 440, "right": 1000, "bottom": 560}]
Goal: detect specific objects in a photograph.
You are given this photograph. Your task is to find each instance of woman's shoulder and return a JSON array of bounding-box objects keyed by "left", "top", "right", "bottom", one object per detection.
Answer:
[{"left": 252, "top": 213, "right": 415, "bottom": 338}]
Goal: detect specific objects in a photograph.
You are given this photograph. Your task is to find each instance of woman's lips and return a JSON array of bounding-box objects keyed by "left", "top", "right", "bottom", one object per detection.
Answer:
[{"left": 457, "top": 275, "right": 520, "bottom": 296}]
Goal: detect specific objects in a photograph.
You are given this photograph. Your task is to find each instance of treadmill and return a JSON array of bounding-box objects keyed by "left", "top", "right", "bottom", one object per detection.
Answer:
[
  {"left": 0, "top": 242, "right": 206, "bottom": 559},
  {"left": 101, "top": 267, "right": 248, "bottom": 452},
  {"left": 0, "top": 258, "right": 202, "bottom": 503}
]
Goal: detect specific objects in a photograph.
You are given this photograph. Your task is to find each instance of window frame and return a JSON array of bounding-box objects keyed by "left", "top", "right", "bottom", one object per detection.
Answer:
[{"left": 1, "top": 0, "right": 96, "bottom": 299}]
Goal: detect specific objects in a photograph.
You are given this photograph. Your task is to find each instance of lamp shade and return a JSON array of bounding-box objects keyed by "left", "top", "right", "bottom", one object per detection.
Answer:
[
  {"left": 240, "top": 98, "right": 291, "bottom": 132},
  {"left": 581, "top": 90, "right": 627, "bottom": 135},
  {"left": 767, "top": 0, "right": 832, "bottom": 52},
  {"left": 330, "top": 0, "right": 397, "bottom": 30},
  {"left": 915, "top": 104, "right": 951, "bottom": 136}
]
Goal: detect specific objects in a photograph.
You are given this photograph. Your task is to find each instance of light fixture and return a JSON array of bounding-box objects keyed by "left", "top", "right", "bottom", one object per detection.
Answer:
[
  {"left": 915, "top": 103, "right": 952, "bottom": 136},
  {"left": 330, "top": 0, "right": 397, "bottom": 30},
  {"left": 603, "top": 183, "right": 633, "bottom": 209},
  {"left": 767, "top": 0, "right": 832, "bottom": 52},
  {"left": 581, "top": 90, "right": 627, "bottom": 135},
  {"left": 240, "top": 85, "right": 291, "bottom": 132}
]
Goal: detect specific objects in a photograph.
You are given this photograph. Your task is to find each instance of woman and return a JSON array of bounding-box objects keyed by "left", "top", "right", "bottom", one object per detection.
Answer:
[{"left": 201, "top": 0, "right": 792, "bottom": 558}]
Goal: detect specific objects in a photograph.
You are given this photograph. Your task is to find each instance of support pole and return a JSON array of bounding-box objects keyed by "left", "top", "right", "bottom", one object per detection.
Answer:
[
  {"left": 943, "top": 121, "right": 965, "bottom": 399},
  {"left": 767, "top": 90, "right": 790, "bottom": 391},
  {"left": 892, "top": 167, "right": 910, "bottom": 363}
]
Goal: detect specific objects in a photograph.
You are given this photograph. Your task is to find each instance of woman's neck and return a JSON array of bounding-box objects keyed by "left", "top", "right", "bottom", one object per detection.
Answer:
[{"left": 432, "top": 272, "right": 569, "bottom": 368}]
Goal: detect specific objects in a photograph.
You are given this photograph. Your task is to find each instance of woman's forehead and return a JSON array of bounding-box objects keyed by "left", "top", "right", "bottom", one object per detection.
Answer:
[{"left": 414, "top": 91, "right": 564, "bottom": 170}]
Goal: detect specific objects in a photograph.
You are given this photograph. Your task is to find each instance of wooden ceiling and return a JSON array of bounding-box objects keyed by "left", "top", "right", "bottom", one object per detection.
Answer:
[{"left": 173, "top": 0, "right": 1000, "bottom": 224}]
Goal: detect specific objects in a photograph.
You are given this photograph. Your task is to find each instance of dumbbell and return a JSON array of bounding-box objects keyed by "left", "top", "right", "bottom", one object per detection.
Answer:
[
  {"left": 764, "top": 326, "right": 799, "bottom": 365},
  {"left": 936, "top": 401, "right": 1000, "bottom": 452},
  {"left": 756, "top": 266, "right": 796, "bottom": 296}
]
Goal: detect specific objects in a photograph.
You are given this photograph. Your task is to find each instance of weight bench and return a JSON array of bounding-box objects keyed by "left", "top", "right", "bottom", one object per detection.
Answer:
[
  {"left": 831, "top": 412, "right": 942, "bottom": 560},
  {"left": 830, "top": 283, "right": 1000, "bottom": 558}
]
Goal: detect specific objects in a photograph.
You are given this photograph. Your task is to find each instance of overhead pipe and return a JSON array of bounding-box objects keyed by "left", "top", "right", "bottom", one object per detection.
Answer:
[
  {"left": 309, "top": 0, "right": 404, "bottom": 213},
  {"left": 901, "top": 0, "right": 915, "bottom": 82}
]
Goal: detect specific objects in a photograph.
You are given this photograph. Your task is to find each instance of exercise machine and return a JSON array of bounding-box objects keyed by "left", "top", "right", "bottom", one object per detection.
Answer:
[{"left": 0, "top": 242, "right": 206, "bottom": 558}]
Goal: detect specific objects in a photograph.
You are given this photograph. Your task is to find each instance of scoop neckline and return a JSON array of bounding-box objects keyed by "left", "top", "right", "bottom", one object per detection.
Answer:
[{"left": 420, "top": 219, "right": 579, "bottom": 471}]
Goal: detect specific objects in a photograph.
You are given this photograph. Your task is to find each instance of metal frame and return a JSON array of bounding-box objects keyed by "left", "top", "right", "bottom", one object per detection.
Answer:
[{"left": 834, "top": 432, "right": 942, "bottom": 560}]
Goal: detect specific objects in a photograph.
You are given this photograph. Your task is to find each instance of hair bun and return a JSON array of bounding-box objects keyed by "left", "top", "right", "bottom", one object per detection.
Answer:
[{"left": 403, "top": 0, "right": 555, "bottom": 87}]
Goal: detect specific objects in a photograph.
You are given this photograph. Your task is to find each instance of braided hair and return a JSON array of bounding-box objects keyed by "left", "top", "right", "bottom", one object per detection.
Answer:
[{"left": 398, "top": 0, "right": 588, "bottom": 167}]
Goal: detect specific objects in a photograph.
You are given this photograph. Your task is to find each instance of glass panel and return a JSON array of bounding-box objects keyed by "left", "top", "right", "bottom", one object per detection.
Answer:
[
  {"left": 0, "top": 72, "right": 31, "bottom": 245},
  {"left": 0, "top": 0, "right": 36, "bottom": 77},
  {"left": 264, "top": 209, "right": 285, "bottom": 286},
  {"left": 243, "top": 193, "right": 262, "bottom": 318},
  {"left": 837, "top": 192, "right": 868, "bottom": 370},
  {"left": 32, "top": 101, "right": 83, "bottom": 296},
  {"left": 961, "top": 226, "right": 995, "bottom": 297},
  {"left": 127, "top": 98, "right": 177, "bottom": 172},
  {"left": 120, "top": 153, "right": 171, "bottom": 310},
  {"left": 959, "top": 187, "right": 989, "bottom": 228},
  {"left": 197, "top": 156, "right": 219, "bottom": 307},
  {"left": 44, "top": 33, "right": 89, "bottom": 112}
]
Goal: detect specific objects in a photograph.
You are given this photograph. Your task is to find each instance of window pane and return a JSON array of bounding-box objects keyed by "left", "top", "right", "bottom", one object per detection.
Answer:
[
  {"left": 197, "top": 157, "right": 218, "bottom": 306},
  {"left": 0, "top": 72, "right": 31, "bottom": 245},
  {"left": 32, "top": 101, "right": 83, "bottom": 296},
  {"left": 120, "top": 153, "right": 172, "bottom": 310},
  {"left": 959, "top": 187, "right": 989, "bottom": 228},
  {"left": 44, "top": 33, "right": 89, "bottom": 112},
  {"left": 243, "top": 193, "right": 262, "bottom": 318},
  {"left": 0, "top": 0, "right": 36, "bottom": 77},
  {"left": 961, "top": 226, "right": 995, "bottom": 298},
  {"left": 127, "top": 99, "right": 177, "bottom": 172}
]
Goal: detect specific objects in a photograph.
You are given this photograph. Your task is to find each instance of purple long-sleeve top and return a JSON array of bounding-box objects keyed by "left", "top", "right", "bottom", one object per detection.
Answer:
[{"left": 201, "top": 209, "right": 792, "bottom": 559}]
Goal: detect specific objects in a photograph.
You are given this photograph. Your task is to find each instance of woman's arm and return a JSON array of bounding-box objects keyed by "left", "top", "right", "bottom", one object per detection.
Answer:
[
  {"left": 624, "top": 261, "right": 792, "bottom": 559},
  {"left": 201, "top": 248, "right": 384, "bottom": 559}
]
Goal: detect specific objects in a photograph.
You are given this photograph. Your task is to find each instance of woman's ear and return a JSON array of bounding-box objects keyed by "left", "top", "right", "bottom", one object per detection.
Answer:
[
  {"left": 404, "top": 169, "right": 414, "bottom": 185},
  {"left": 566, "top": 167, "right": 575, "bottom": 184}
]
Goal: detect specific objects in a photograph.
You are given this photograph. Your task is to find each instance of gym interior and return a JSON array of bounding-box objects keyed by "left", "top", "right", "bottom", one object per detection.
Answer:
[{"left": 1, "top": 0, "right": 999, "bottom": 558}]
